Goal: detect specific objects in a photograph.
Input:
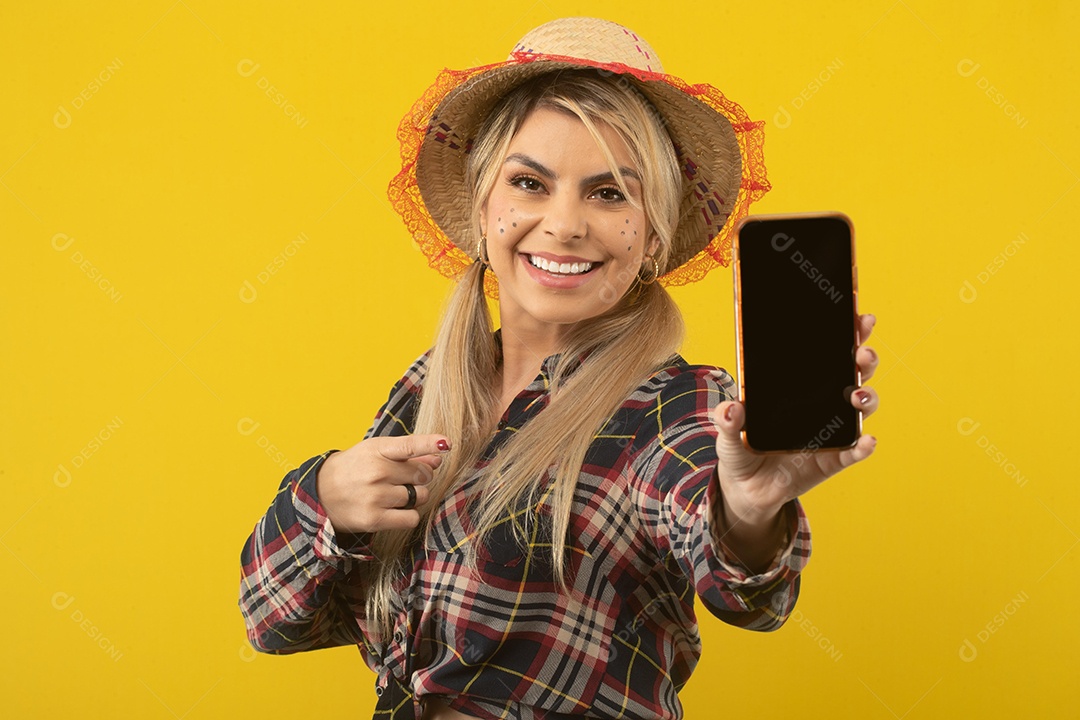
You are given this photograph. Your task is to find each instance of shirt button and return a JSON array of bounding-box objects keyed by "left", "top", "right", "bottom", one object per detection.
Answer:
[
  {"left": 394, "top": 630, "right": 404, "bottom": 644},
  {"left": 375, "top": 686, "right": 383, "bottom": 697},
  {"left": 497, "top": 419, "right": 507, "bottom": 430}
]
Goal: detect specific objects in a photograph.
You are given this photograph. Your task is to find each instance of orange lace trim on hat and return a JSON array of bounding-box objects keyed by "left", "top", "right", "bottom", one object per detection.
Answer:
[{"left": 387, "top": 53, "right": 770, "bottom": 300}]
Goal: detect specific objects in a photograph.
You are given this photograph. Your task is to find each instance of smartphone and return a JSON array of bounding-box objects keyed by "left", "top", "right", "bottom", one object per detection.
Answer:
[{"left": 733, "top": 212, "right": 861, "bottom": 453}]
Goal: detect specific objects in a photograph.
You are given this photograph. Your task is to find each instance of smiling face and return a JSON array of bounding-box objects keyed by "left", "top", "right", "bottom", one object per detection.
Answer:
[{"left": 479, "top": 106, "right": 660, "bottom": 339}]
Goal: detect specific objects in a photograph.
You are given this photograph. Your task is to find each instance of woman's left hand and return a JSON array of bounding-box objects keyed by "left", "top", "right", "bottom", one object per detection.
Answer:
[{"left": 711, "top": 312, "right": 880, "bottom": 526}]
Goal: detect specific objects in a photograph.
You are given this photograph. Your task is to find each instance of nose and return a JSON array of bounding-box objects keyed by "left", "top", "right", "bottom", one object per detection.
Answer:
[{"left": 542, "top": 191, "right": 587, "bottom": 241}]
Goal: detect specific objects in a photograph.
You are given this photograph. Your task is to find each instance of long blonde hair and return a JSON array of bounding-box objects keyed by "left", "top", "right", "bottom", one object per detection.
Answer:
[{"left": 367, "top": 70, "right": 686, "bottom": 641}]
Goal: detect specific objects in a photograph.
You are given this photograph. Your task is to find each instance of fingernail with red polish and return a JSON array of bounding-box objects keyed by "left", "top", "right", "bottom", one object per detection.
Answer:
[
  {"left": 437, "top": 439, "right": 450, "bottom": 452},
  {"left": 856, "top": 390, "right": 871, "bottom": 405}
]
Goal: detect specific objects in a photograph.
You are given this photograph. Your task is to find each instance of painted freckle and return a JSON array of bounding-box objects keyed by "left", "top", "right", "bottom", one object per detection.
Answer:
[
  {"left": 512, "top": 222, "right": 517, "bottom": 227},
  {"left": 499, "top": 228, "right": 504, "bottom": 233},
  {"left": 625, "top": 219, "right": 629, "bottom": 224}
]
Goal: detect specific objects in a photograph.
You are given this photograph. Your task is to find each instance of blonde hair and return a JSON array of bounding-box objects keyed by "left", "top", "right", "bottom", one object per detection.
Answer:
[{"left": 367, "top": 70, "right": 686, "bottom": 641}]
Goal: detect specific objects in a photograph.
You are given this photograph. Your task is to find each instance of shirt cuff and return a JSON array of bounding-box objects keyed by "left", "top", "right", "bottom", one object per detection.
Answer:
[
  {"left": 707, "top": 496, "right": 810, "bottom": 590},
  {"left": 300, "top": 450, "right": 379, "bottom": 563}
]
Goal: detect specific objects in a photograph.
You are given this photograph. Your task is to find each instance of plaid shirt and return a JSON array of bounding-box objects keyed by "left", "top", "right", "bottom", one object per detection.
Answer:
[{"left": 239, "top": 330, "right": 811, "bottom": 719}]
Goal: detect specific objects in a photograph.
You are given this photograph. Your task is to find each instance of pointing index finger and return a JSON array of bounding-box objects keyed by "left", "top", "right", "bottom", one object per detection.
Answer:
[{"left": 377, "top": 434, "right": 452, "bottom": 462}]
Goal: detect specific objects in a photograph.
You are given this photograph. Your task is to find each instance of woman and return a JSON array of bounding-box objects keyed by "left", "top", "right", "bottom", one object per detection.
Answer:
[{"left": 239, "top": 17, "right": 879, "bottom": 720}]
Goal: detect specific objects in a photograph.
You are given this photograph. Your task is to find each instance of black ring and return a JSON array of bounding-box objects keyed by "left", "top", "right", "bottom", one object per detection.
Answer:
[{"left": 401, "top": 483, "right": 417, "bottom": 510}]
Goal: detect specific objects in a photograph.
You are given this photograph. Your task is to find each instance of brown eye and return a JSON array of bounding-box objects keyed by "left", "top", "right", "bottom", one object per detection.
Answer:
[
  {"left": 511, "top": 175, "right": 543, "bottom": 192},
  {"left": 593, "top": 186, "right": 626, "bottom": 202}
]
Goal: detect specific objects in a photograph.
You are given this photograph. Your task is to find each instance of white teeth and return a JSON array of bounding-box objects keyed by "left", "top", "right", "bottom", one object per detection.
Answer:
[{"left": 528, "top": 255, "right": 594, "bottom": 275}]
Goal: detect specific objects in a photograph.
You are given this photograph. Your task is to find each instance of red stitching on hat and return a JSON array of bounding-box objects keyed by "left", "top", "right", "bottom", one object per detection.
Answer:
[
  {"left": 731, "top": 121, "right": 760, "bottom": 132},
  {"left": 678, "top": 149, "right": 699, "bottom": 181}
]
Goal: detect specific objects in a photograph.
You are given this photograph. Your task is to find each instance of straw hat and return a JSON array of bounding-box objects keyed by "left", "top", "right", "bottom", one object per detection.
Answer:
[{"left": 388, "top": 17, "right": 770, "bottom": 298}]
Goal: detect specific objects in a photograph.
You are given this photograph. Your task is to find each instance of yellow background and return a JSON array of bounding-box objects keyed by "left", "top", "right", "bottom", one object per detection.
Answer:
[{"left": 3, "top": 1, "right": 1077, "bottom": 717}]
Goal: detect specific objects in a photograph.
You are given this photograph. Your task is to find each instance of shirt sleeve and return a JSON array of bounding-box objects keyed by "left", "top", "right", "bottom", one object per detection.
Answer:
[
  {"left": 626, "top": 364, "right": 812, "bottom": 632},
  {"left": 238, "top": 450, "right": 373, "bottom": 654},
  {"left": 237, "top": 349, "right": 429, "bottom": 654}
]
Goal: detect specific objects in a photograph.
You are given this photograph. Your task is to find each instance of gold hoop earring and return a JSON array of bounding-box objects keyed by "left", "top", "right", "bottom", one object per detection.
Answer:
[
  {"left": 638, "top": 255, "right": 659, "bottom": 285},
  {"left": 475, "top": 235, "right": 490, "bottom": 266}
]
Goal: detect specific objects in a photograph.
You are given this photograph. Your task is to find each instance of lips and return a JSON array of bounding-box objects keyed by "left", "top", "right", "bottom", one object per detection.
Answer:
[{"left": 519, "top": 253, "right": 602, "bottom": 288}]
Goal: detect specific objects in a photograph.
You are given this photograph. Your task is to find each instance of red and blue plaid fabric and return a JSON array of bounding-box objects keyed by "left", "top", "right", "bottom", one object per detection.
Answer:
[{"left": 240, "top": 330, "right": 811, "bottom": 719}]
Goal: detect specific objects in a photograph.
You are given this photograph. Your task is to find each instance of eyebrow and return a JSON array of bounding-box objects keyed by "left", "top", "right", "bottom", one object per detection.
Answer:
[
  {"left": 503, "top": 153, "right": 641, "bottom": 188},
  {"left": 582, "top": 167, "right": 641, "bottom": 187},
  {"left": 505, "top": 153, "right": 556, "bottom": 179}
]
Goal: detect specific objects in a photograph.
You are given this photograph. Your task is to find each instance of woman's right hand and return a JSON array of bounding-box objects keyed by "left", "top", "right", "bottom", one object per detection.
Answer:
[{"left": 316, "top": 435, "right": 451, "bottom": 534}]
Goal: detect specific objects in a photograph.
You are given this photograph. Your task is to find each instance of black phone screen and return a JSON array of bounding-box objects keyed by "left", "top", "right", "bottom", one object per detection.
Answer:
[{"left": 735, "top": 214, "right": 860, "bottom": 452}]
